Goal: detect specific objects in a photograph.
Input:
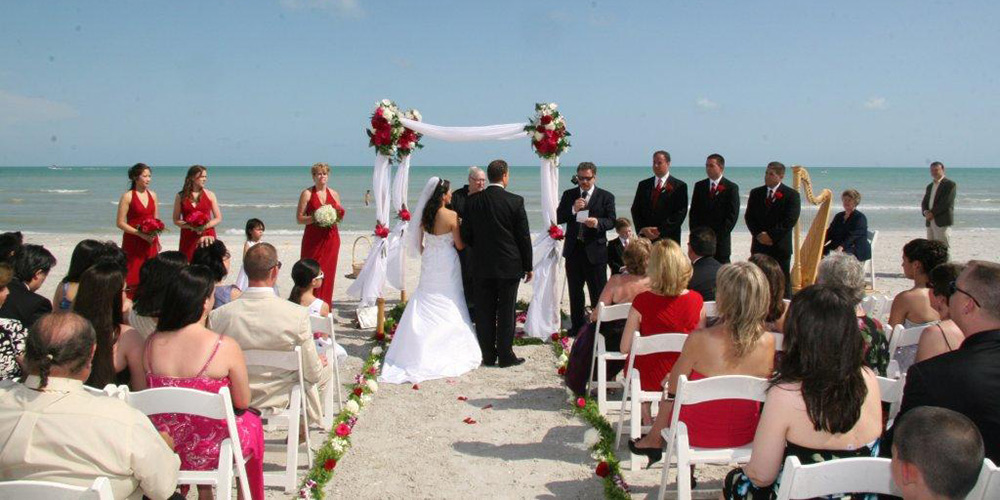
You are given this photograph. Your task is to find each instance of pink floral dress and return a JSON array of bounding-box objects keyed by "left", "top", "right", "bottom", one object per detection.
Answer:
[{"left": 144, "top": 333, "right": 265, "bottom": 500}]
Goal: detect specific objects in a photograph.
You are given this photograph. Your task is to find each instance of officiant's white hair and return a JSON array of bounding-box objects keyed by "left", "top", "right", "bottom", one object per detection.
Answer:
[{"left": 467, "top": 166, "right": 483, "bottom": 179}]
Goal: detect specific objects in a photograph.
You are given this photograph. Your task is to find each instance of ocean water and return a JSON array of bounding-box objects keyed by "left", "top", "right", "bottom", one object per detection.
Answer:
[{"left": 1, "top": 165, "right": 998, "bottom": 237}]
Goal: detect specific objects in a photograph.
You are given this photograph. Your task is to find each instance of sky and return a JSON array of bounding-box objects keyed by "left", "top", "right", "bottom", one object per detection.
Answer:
[{"left": 1, "top": 0, "right": 998, "bottom": 168}]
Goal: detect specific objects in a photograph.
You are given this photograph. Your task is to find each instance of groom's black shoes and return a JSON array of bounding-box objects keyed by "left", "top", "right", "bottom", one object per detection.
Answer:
[
  {"left": 498, "top": 357, "right": 526, "bottom": 368},
  {"left": 482, "top": 358, "right": 497, "bottom": 367}
]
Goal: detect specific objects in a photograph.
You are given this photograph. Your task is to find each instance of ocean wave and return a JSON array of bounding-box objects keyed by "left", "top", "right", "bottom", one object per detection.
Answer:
[
  {"left": 223, "top": 228, "right": 304, "bottom": 236},
  {"left": 40, "top": 189, "right": 88, "bottom": 194},
  {"left": 219, "top": 203, "right": 296, "bottom": 209}
]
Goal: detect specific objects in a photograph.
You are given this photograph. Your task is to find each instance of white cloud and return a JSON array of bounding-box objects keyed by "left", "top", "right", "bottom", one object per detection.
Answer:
[
  {"left": 696, "top": 97, "right": 720, "bottom": 110},
  {"left": 864, "top": 97, "right": 888, "bottom": 110},
  {"left": 0, "top": 90, "right": 79, "bottom": 127},
  {"left": 279, "top": 0, "right": 362, "bottom": 17}
]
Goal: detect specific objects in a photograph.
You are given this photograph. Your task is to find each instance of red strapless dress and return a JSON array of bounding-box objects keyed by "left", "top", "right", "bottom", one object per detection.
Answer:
[
  {"left": 179, "top": 192, "right": 217, "bottom": 261},
  {"left": 300, "top": 187, "right": 341, "bottom": 305},
  {"left": 122, "top": 189, "right": 159, "bottom": 292},
  {"left": 677, "top": 370, "right": 762, "bottom": 448}
]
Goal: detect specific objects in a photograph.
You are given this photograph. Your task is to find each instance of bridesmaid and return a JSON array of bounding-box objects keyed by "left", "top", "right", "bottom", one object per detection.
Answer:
[
  {"left": 297, "top": 162, "right": 343, "bottom": 306},
  {"left": 116, "top": 163, "right": 160, "bottom": 295},
  {"left": 172, "top": 165, "right": 222, "bottom": 261}
]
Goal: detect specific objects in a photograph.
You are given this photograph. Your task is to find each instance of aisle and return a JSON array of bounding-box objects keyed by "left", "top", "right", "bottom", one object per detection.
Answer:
[{"left": 327, "top": 344, "right": 602, "bottom": 499}]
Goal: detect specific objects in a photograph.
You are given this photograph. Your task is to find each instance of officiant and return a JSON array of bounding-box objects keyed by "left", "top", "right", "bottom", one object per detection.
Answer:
[
  {"left": 449, "top": 166, "right": 486, "bottom": 321},
  {"left": 556, "top": 162, "right": 616, "bottom": 337}
]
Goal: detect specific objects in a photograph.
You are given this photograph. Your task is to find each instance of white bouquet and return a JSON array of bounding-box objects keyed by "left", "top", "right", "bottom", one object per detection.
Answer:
[{"left": 313, "top": 204, "right": 339, "bottom": 228}]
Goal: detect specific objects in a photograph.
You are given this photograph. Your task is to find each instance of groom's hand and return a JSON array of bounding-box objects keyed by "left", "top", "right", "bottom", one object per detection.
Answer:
[{"left": 524, "top": 271, "right": 533, "bottom": 283}]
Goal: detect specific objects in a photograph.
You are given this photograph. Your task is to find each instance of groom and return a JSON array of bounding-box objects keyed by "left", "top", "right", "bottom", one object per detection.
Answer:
[{"left": 461, "top": 159, "right": 533, "bottom": 368}]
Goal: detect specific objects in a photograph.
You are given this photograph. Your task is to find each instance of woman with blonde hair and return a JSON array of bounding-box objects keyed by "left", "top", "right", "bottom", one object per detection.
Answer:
[
  {"left": 297, "top": 162, "right": 344, "bottom": 306},
  {"left": 620, "top": 239, "right": 704, "bottom": 424},
  {"left": 628, "top": 262, "right": 775, "bottom": 467}
]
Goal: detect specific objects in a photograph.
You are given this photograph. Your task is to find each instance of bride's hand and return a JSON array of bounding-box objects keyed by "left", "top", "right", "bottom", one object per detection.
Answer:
[{"left": 524, "top": 271, "right": 533, "bottom": 284}]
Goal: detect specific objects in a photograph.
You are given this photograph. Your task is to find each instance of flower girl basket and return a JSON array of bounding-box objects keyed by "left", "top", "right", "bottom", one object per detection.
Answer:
[{"left": 348, "top": 236, "right": 371, "bottom": 279}]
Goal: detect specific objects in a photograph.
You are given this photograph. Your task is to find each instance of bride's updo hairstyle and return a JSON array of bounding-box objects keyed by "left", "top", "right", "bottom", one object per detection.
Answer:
[
  {"left": 288, "top": 258, "right": 321, "bottom": 304},
  {"left": 421, "top": 179, "right": 451, "bottom": 233}
]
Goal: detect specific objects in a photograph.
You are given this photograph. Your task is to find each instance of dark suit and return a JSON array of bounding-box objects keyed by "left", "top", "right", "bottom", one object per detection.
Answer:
[
  {"left": 884, "top": 329, "right": 1000, "bottom": 462},
  {"left": 556, "top": 186, "right": 616, "bottom": 336},
  {"left": 607, "top": 237, "right": 626, "bottom": 275},
  {"left": 823, "top": 211, "right": 871, "bottom": 262},
  {"left": 460, "top": 185, "right": 533, "bottom": 364},
  {"left": 448, "top": 185, "right": 475, "bottom": 317},
  {"left": 745, "top": 183, "right": 801, "bottom": 297},
  {"left": 689, "top": 177, "right": 740, "bottom": 263},
  {"left": 920, "top": 177, "right": 957, "bottom": 228},
  {"left": 0, "top": 280, "right": 52, "bottom": 327},
  {"left": 688, "top": 256, "right": 721, "bottom": 302},
  {"left": 631, "top": 175, "right": 688, "bottom": 244}
]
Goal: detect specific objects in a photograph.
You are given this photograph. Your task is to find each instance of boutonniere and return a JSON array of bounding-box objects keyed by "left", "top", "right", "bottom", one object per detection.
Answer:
[
  {"left": 665, "top": 182, "right": 675, "bottom": 194},
  {"left": 715, "top": 184, "right": 726, "bottom": 193},
  {"left": 773, "top": 190, "right": 784, "bottom": 201}
]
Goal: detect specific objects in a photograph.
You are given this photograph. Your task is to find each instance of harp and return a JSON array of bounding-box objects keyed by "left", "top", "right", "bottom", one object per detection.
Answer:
[{"left": 790, "top": 165, "right": 832, "bottom": 293}]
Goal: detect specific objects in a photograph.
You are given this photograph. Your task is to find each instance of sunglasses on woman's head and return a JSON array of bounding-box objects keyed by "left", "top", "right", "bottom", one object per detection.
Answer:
[{"left": 314, "top": 273, "right": 325, "bottom": 281}]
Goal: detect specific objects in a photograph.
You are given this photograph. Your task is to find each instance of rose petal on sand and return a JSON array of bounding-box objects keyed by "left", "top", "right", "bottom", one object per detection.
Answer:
[
  {"left": 412, "top": 384, "right": 420, "bottom": 390},
  {"left": 457, "top": 396, "right": 468, "bottom": 401},
  {"left": 481, "top": 404, "right": 493, "bottom": 410},
  {"left": 463, "top": 417, "right": 477, "bottom": 424}
]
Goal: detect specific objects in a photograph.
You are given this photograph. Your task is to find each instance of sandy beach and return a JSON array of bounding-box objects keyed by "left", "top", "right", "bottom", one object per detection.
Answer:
[{"left": 22, "top": 228, "right": 999, "bottom": 498}]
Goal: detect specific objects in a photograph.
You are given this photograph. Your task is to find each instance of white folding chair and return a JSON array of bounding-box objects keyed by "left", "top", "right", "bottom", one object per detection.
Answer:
[
  {"left": 770, "top": 332, "right": 784, "bottom": 352},
  {"left": 310, "top": 314, "right": 344, "bottom": 428},
  {"left": 588, "top": 302, "right": 631, "bottom": 415},
  {"left": 242, "top": 346, "right": 313, "bottom": 492},
  {"left": 775, "top": 456, "right": 899, "bottom": 499},
  {"left": 876, "top": 374, "right": 907, "bottom": 426},
  {"left": 864, "top": 230, "right": 878, "bottom": 290},
  {"left": 701, "top": 301, "right": 717, "bottom": 319},
  {"left": 887, "top": 323, "right": 933, "bottom": 374},
  {"left": 614, "top": 331, "right": 688, "bottom": 471},
  {"left": 0, "top": 477, "right": 114, "bottom": 500},
  {"left": 125, "top": 386, "right": 252, "bottom": 500},
  {"left": 82, "top": 384, "right": 117, "bottom": 398},
  {"left": 966, "top": 458, "right": 999, "bottom": 500},
  {"left": 656, "top": 375, "right": 769, "bottom": 500}
]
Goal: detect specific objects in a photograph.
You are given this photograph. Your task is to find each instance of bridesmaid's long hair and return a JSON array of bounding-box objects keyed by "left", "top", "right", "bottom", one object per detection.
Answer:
[
  {"left": 288, "top": 259, "right": 321, "bottom": 305},
  {"left": 72, "top": 262, "right": 124, "bottom": 388},
  {"left": 128, "top": 163, "right": 150, "bottom": 191},
  {"left": 420, "top": 179, "right": 450, "bottom": 233},
  {"left": 179, "top": 165, "right": 207, "bottom": 201}
]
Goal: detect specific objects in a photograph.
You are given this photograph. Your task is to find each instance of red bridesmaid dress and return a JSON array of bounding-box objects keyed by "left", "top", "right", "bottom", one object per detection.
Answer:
[
  {"left": 300, "top": 187, "right": 341, "bottom": 305},
  {"left": 122, "top": 190, "right": 160, "bottom": 292},
  {"left": 629, "top": 290, "right": 704, "bottom": 392},
  {"left": 179, "top": 192, "right": 217, "bottom": 261}
]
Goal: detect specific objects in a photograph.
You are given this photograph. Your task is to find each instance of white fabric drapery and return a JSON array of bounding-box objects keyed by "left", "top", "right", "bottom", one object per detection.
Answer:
[
  {"left": 386, "top": 154, "right": 412, "bottom": 290},
  {"left": 399, "top": 118, "right": 528, "bottom": 142},
  {"left": 524, "top": 158, "right": 562, "bottom": 337},
  {"left": 347, "top": 153, "right": 393, "bottom": 306}
]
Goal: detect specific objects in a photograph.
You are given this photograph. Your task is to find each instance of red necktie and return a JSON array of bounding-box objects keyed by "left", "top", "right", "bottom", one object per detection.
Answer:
[
  {"left": 766, "top": 189, "right": 774, "bottom": 206},
  {"left": 709, "top": 182, "right": 718, "bottom": 199},
  {"left": 651, "top": 179, "right": 664, "bottom": 206}
]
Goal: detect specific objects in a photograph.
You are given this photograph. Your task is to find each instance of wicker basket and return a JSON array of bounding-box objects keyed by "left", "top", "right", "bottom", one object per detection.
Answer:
[{"left": 349, "top": 236, "right": 372, "bottom": 278}]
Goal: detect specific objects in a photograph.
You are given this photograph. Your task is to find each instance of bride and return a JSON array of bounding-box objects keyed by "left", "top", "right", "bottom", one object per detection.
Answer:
[{"left": 379, "top": 177, "right": 483, "bottom": 384}]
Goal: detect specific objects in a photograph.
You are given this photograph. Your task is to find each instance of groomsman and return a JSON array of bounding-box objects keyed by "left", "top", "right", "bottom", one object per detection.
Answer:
[
  {"left": 689, "top": 153, "right": 740, "bottom": 263},
  {"left": 631, "top": 150, "right": 688, "bottom": 244},
  {"left": 921, "top": 161, "right": 957, "bottom": 248},
  {"left": 449, "top": 166, "right": 487, "bottom": 319},
  {"left": 745, "top": 162, "right": 800, "bottom": 297},
  {"left": 556, "top": 162, "right": 616, "bottom": 336}
]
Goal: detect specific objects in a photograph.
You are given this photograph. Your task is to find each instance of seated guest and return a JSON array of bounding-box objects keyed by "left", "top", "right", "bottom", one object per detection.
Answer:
[
  {"left": 0, "top": 312, "right": 179, "bottom": 499},
  {"left": 915, "top": 262, "right": 966, "bottom": 364},
  {"left": 823, "top": 189, "right": 872, "bottom": 262},
  {"left": 892, "top": 406, "right": 984, "bottom": 500},
  {"left": 191, "top": 239, "right": 241, "bottom": 309},
  {"left": 621, "top": 239, "right": 704, "bottom": 424},
  {"left": 0, "top": 231, "right": 23, "bottom": 264},
  {"left": 889, "top": 238, "right": 948, "bottom": 327},
  {"left": 817, "top": 251, "right": 890, "bottom": 375},
  {"left": 72, "top": 262, "right": 139, "bottom": 388},
  {"left": 208, "top": 243, "right": 329, "bottom": 424},
  {"left": 687, "top": 227, "right": 721, "bottom": 301},
  {"left": 723, "top": 285, "right": 883, "bottom": 499},
  {"left": 129, "top": 251, "right": 188, "bottom": 338},
  {"left": 52, "top": 239, "right": 106, "bottom": 311},
  {"left": 564, "top": 238, "right": 651, "bottom": 395},
  {"left": 0, "top": 244, "right": 56, "bottom": 326},
  {"left": 889, "top": 260, "right": 1000, "bottom": 462},
  {"left": 628, "top": 262, "right": 776, "bottom": 467},
  {"left": 0, "top": 263, "right": 28, "bottom": 380},
  {"left": 142, "top": 265, "right": 264, "bottom": 500},
  {"left": 749, "top": 253, "right": 788, "bottom": 333},
  {"left": 289, "top": 258, "right": 330, "bottom": 317},
  {"left": 607, "top": 217, "right": 633, "bottom": 275}
]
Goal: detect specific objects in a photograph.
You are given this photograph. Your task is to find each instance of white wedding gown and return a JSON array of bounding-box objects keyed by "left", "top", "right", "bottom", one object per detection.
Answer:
[{"left": 379, "top": 231, "right": 482, "bottom": 384}]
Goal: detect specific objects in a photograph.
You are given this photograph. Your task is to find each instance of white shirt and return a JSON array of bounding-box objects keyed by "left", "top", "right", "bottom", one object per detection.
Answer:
[
  {"left": 488, "top": 182, "right": 505, "bottom": 189},
  {"left": 573, "top": 186, "right": 595, "bottom": 213},
  {"left": 0, "top": 377, "right": 180, "bottom": 500},
  {"left": 767, "top": 183, "right": 781, "bottom": 200},
  {"left": 654, "top": 173, "right": 670, "bottom": 190},
  {"left": 928, "top": 176, "right": 944, "bottom": 210},
  {"left": 709, "top": 175, "right": 723, "bottom": 191}
]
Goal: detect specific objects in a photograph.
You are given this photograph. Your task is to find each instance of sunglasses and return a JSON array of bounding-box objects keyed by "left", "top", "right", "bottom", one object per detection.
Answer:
[
  {"left": 577, "top": 175, "right": 594, "bottom": 181},
  {"left": 949, "top": 280, "right": 981, "bottom": 308},
  {"left": 272, "top": 260, "right": 283, "bottom": 270},
  {"left": 314, "top": 273, "right": 325, "bottom": 281}
]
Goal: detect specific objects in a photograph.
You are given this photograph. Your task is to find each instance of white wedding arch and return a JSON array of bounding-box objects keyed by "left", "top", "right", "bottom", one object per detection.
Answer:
[{"left": 346, "top": 102, "right": 568, "bottom": 338}]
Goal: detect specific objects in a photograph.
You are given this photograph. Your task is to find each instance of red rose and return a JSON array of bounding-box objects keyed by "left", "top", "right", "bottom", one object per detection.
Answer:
[
  {"left": 375, "top": 107, "right": 384, "bottom": 117},
  {"left": 595, "top": 461, "right": 611, "bottom": 478},
  {"left": 665, "top": 182, "right": 674, "bottom": 194},
  {"left": 184, "top": 210, "right": 210, "bottom": 228},
  {"left": 324, "top": 458, "right": 337, "bottom": 471},
  {"left": 353, "top": 387, "right": 363, "bottom": 397},
  {"left": 336, "top": 206, "right": 346, "bottom": 220},
  {"left": 374, "top": 223, "right": 390, "bottom": 239},
  {"left": 557, "top": 366, "right": 567, "bottom": 375},
  {"left": 540, "top": 115, "right": 553, "bottom": 125},
  {"left": 576, "top": 397, "right": 586, "bottom": 408},
  {"left": 398, "top": 209, "right": 411, "bottom": 221},
  {"left": 547, "top": 224, "right": 565, "bottom": 241},
  {"left": 335, "top": 423, "right": 351, "bottom": 437},
  {"left": 774, "top": 190, "right": 784, "bottom": 200},
  {"left": 550, "top": 332, "right": 561, "bottom": 341},
  {"left": 374, "top": 331, "right": 385, "bottom": 342},
  {"left": 367, "top": 366, "right": 377, "bottom": 375}
]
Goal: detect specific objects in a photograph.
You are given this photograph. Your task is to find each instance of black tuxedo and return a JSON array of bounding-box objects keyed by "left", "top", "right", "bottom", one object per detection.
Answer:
[
  {"left": 688, "top": 256, "right": 721, "bottom": 302},
  {"left": 607, "top": 237, "right": 627, "bottom": 275},
  {"left": 0, "top": 280, "right": 52, "bottom": 327},
  {"left": 631, "top": 175, "right": 688, "bottom": 244},
  {"left": 823, "top": 210, "right": 871, "bottom": 262},
  {"left": 460, "top": 185, "right": 533, "bottom": 364},
  {"left": 448, "top": 185, "right": 475, "bottom": 316},
  {"left": 556, "top": 186, "right": 616, "bottom": 335},
  {"left": 745, "top": 183, "right": 801, "bottom": 297},
  {"left": 921, "top": 177, "right": 957, "bottom": 228},
  {"left": 883, "top": 329, "right": 1000, "bottom": 462},
  {"left": 449, "top": 185, "right": 471, "bottom": 219},
  {"left": 689, "top": 177, "right": 740, "bottom": 263}
]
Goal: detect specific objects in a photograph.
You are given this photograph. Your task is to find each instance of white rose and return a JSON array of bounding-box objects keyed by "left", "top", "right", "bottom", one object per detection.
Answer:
[
  {"left": 583, "top": 429, "right": 601, "bottom": 448},
  {"left": 372, "top": 346, "right": 383, "bottom": 356},
  {"left": 371, "top": 359, "right": 381, "bottom": 369},
  {"left": 381, "top": 99, "right": 392, "bottom": 107},
  {"left": 545, "top": 123, "right": 556, "bottom": 131},
  {"left": 330, "top": 439, "right": 345, "bottom": 453},
  {"left": 383, "top": 109, "right": 395, "bottom": 121},
  {"left": 361, "top": 393, "right": 373, "bottom": 404},
  {"left": 534, "top": 132, "right": 544, "bottom": 141},
  {"left": 366, "top": 379, "right": 379, "bottom": 392},
  {"left": 558, "top": 353, "right": 569, "bottom": 364},
  {"left": 549, "top": 103, "right": 558, "bottom": 110},
  {"left": 345, "top": 400, "right": 360, "bottom": 415}
]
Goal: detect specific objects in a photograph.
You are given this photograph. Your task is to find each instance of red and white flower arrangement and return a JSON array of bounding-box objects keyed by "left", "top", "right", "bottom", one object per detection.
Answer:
[
  {"left": 524, "top": 102, "right": 571, "bottom": 159},
  {"left": 184, "top": 210, "right": 211, "bottom": 232},
  {"left": 395, "top": 109, "right": 423, "bottom": 162},
  {"left": 137, "top": 217, "right": 165, "bottom": 236},
  {"left": 367, "top": 99, "right": 405, "bottom": 159}
]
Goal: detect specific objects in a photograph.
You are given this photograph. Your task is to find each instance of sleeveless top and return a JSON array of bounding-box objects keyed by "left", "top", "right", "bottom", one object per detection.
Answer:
[{"left": 58, "top": 282, "right": 72, "bottom": 310}]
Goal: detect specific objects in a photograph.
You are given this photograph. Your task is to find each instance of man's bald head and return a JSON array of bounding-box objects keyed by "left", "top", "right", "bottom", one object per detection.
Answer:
[
  {"left": 244, "top": 242, "right": 279, "bottom": 284},
  {"left": 24, "top": 312, "right": 96, "bottom": 387}
]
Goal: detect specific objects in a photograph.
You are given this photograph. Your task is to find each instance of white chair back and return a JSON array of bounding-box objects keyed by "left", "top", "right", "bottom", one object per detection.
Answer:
[
  {"left": 770, "top": 332, "right": 784, "bottom": 352},
  {"left": 309, "top": 314, "right": 344, "bottom": 427},
  {"left": 775, "top": 456, "right": 898, "bottom": 499},
  {"left": 0, "top": 477, "right": 114, "bottom": 500},
  {"left": 888, "top": 323, "right": 929, "bottom": 356},
  {"left": 876, "top": 374, "right": 907, "bottom": 425},
  {"left": 966, "top": 458, "right": 999, "bottom": 500},
  {"left": 629, "top": 332, "right": 688, "bottom": 358},
  {"left": 865, "top": 230, "right": 878, "bottom": 290},
  {"left": 125, "top": 386, "right": 251, "bottom": 500},
  {"left": 588, "top": 302, "right": 631, "bottom": 406},
  {"left": 701, "top": 301, "right": 717, "bottom": 319}
]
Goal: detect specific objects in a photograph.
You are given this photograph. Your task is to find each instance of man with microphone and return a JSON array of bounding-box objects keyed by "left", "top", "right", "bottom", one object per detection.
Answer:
[{"left": 556, "top": 162, "right": 616, "bottom": 337}]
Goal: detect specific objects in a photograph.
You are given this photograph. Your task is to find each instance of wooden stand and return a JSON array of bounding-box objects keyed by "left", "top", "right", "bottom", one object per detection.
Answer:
[{"left": 376, "top": 298, "right": 386, "bottom": 335}]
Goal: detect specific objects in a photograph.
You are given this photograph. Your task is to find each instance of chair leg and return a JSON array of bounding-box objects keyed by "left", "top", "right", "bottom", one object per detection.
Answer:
[
  {"left": 629, "top": 377, "right": 641, "bottom": 472},
  {"left": 218, "top": 440, "right": 235, "bottom": 500},
  {"left": 597, "top": 358, "right": 608, "bottom": 415},
  {"left": 285, "top": 387, "right": 302, "bottom": 492}
]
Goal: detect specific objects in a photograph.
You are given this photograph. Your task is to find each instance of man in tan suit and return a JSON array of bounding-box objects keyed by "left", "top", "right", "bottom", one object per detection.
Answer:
[{"left": 208, "top": 243, "right": 329, "bottom": 423}]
